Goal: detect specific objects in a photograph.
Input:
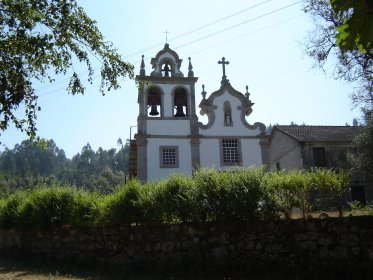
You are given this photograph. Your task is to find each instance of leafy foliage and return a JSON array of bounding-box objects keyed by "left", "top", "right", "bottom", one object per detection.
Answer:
[
  {"left": 331, "top": 0, "right": 373, "bottom": 54},
  {"left": 262, "top": 170, "right": 302, "bottom": 218},
  {"left": 18, "top": 186, "right": 75, "bottom": 228},
  {"left": 350, "top": 116, "right": 373, "bottom": 173},
  {"left": 303, "top": 0, "right": 372, "bottom": 113},
  {"left": 0, "top": 191, "right": 28, "bottom": 228},
  {"left": 155, "top": 174, "right": 196, "bottom": 223},
  {"left": 192, "top": 167, "right": 275, "bottom": 222},
  {"left": 0, "top": 168, "right": 354, "bottom": 229},
  {"left": 310, "top": 168, "right": 350, "bottom": 217},
  {"left": 0, "top": 0, "right": 134, "bottom": 140},
  {"left": 102, "top": 180, "right": 144, "bottom": 226},
  {"left": 304, "top": 1, "right": 372, "bottom": 173}
]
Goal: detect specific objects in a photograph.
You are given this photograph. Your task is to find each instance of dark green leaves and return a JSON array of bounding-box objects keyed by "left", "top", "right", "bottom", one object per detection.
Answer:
[
  {"left": 332, "top": 0, "right": 373, "bottom": 54},
  {"left": 303, "top": 0, "right": 372, "bottom": 114},
  {"left": 0, "top": 0, "right": 134, "bottom": 140}
]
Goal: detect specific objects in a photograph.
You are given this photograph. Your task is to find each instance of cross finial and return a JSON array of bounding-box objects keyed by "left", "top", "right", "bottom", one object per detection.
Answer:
[
  {"left": 140, "top": 55, "right": 145, "bottom": 76},
  {"left": 245, "top": 85, "right": 250, "bottom": 99},
  {"left": 164, "top": 30, "right": 170, "bottom": 43},
  {"left": 218, "top": 57, "right": 230, "bottom": 82},
  {"left": 201, "top": 84, "right": 206, "bottom": 99},
  {"left": 188, "top": 57, "right": 194, "bottom": 77}
]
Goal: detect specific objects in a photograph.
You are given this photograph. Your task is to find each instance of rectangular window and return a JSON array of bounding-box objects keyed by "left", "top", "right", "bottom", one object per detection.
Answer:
[
  {"left": 160, "top": 146, "right": 179, "bottom": 168},
  {"left": 313, "top": 147, "right": 327, "bottom": 167},
  {"left": 220, "top": 139, "right": 241, "bottom": 166}
]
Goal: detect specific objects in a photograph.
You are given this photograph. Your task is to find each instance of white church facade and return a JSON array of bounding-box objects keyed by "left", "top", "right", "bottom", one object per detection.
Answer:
[{"left": 133, "top": 44, "right": 269, "bottom": 182}]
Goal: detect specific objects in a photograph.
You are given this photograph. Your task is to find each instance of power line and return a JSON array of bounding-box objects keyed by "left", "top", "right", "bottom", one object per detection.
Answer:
[
  {"left": 37, "top": 0, "right": 288, "bottom": 96},
  {"left": 35, "top": 14, "right": 304, "bottom": 105},
  {"left": 123, "top": 0, "right": 274, "bottom": 59},
  {"left": 36, "top": 1, "right": 274, "bottom": 95},
  {"left": 35, "top": 1, "right": 302, "bottom": 101},
  {"left": 185, "top": 14, "right": 304, "bottom": 57},
  {"left": 174, "top": 1, "right": 303, "bottom": 50}
]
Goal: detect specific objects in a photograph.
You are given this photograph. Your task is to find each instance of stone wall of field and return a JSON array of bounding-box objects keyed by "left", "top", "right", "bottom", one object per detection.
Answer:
[{"left": 1, "top": 217, "right": 373, "bottom": 272}]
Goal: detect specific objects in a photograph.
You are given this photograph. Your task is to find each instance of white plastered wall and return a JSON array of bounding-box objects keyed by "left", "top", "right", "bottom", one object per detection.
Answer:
[
  {"left": 200, "top": 91, "right": 261, "bottom": 136},
  {"left": 199, "top": 139, "right": 220, "bottom": 167},
  {"left": 147, "top": 120, "right": 190, "bottom": 136},
  {"left": 200, "top": 138, "right": 263, "bottom": 170},
  {"left": 147, "top": 138, "right": 192, "bottom": 181},
  {"left": 241, "top": 139, "right": 263, "bottom": 166}
]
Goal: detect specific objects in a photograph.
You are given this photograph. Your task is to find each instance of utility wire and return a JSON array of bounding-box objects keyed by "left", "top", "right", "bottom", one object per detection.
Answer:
[
  {"left": 124, "top": 0, "right": 274, "bottom": 59},
  {"left": 185, "top": 14, "right": 304, "bottom": 57},
  {"left": 36, "top": 14, "right": 304, "bottom": 105},
  {"left": 175, "top": 1, "right": 303, "bottom": 50},
  {"left": 35, "top": 1, "right": 274, "bottom": 94},
  {"left": 35, "top": 1, "right": 302, "bottom": 101}
]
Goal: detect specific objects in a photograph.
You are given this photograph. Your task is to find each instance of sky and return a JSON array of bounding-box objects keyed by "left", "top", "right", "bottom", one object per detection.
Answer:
[{"left": 0, "top": 0, "right": 361, "bottom": 158}]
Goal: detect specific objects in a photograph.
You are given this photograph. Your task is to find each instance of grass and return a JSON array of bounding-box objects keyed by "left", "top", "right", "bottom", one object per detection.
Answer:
[
  {"left": 0, "top": 257, "right": 84, "bottom": 280},
  {"left": 0, "top": 255, "right": 371, "bottom": 280}
]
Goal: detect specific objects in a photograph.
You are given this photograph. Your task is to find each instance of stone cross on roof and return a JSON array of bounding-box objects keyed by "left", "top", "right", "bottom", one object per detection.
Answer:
[
  {"left": 218, "top": 57, "right": 229, "bottom": 82},
  {"left": 164, "top": 30, "right": 170, "bottom": 43}
]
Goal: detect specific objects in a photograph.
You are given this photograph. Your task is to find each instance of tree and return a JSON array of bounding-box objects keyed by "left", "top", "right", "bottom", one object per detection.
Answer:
[
  {"left": 350, "top": 115, "right": 373, "bottom": 173},
  {"left": 352, "top": 118, "right": 359, "bottom": 126},
  {"left": 331, "top": 0, "right": 373, "bottom": 55},
  {"left": 303, "top": 0, "right": 372, "bottom": 112},
  {"left": 0, "top": 0, "right": 134, "bottom": 140},
  {"left": 304, "top": 0, "right": 373, "bottom": 173}
]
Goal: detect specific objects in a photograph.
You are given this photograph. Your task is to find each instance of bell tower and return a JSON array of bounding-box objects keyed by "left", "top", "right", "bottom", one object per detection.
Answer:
[{"left": 135, "top": 44, "right": 199, "bottom": 181}]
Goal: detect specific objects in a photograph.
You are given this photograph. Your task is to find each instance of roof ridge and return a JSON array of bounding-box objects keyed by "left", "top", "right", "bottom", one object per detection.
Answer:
[
  {"left": 273, "top": 125, "right": 362, "bottom": 142},
  {"left": 276, "top": 125, "right": 356, "bottom": 127}
]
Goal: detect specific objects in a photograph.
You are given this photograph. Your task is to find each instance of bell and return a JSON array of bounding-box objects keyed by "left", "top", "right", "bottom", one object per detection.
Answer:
[
  {"left": 149, "top": 105, "right": 159, "bottom": 116},
  {"left": 175, "top": 105, "right": 186, "bottom": 117}
]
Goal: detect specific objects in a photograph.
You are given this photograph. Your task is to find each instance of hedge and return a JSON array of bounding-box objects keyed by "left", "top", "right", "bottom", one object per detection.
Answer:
[{"left": 0, "top": 168, "right": 351, "bottom": 229}]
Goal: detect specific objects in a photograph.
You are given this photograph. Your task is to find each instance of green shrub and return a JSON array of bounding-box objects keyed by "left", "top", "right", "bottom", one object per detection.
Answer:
[
  {"left": 154, "top": 174, "right": 196, "bottom": 223},
  {"left": 262, "top": 170, "right": 304, "bottom": 218},
  {"left": 225, "top": 167, "right": 270, "bottom": 220},
  {"left": 310, "top": 168, "right": 351, "bottom": 217},
  {"left": 0, "top": 166, "right": 355, "bottom": 229},
  {"left": 103, "top": 179, "right": 144, "bottom": 226},
  {"left": 17, "top": 186, "right": 75, "bottom": 228},
  {"left": 0, "top": 191, "right": 29, "bottom": 228},
  {"left": 140, "top": 182, "right": 164, "bottom": 225},
  {"left": 70, "top": 190, "right": 101, "bottom": 228},
  {"left": 289, "top": 170, "right": 313, "bottom": 218},
  {"left": 192, "top": 167, "right": 271, "bottom": 221},
  {"left": 192, "top": 168, "right": 230, "bottom": 222},
  {"left": 348, "top": 201, "right": 373, "bottom": 216}
]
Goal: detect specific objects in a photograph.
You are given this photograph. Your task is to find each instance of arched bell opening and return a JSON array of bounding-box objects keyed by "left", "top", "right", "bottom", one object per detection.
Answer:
[
  {"left": 161, "top": 62, "right": 173, "bottom": 77},
  {"left": 173, "top": 88, "right": 188, "bottom": 117},
  {"left": 147, "top": 87, "right": 162, "bottom": 117}
]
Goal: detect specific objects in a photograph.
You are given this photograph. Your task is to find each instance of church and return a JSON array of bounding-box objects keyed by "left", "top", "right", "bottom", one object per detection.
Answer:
[{"left": 131, "top": 43, "right": 269, "bottom": 182}]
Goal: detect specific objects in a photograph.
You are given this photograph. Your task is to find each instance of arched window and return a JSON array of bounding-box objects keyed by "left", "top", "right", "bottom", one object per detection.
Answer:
[
  {"left": 161, "top": 62, "right": 172, "bottom": 77},
  {"left": 173, "top": 88, "right": 188, "bottom": 117},
  {"left": 224, "top": 101, "right": 232, "bottom": 126},
  {"left": 147, "top": 87, "right": 162, "bottom": 117}
]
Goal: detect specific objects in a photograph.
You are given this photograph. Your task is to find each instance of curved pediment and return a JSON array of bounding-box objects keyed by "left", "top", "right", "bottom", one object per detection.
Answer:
[
  {"left": 150, "top": 44, "right": 184, "bottom": 78},
  {"left": 198, "top": 82, "right": 265, "bottom": 134}
]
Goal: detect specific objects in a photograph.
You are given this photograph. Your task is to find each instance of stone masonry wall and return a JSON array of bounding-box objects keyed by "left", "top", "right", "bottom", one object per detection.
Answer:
[
  {"left": 269, "top": 129, "right": 302, "bottom": 170},
  {"left": 1, "top": 217, "right": 373, "bottom": 272}
]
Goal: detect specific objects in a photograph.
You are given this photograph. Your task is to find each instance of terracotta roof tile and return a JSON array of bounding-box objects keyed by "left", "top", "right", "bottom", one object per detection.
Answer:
[{"left": 274, "top": 125, "right": 362, "bottom": 142}]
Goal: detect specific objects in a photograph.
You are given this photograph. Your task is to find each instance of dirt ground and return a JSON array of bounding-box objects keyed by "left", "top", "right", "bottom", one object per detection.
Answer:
[
  {"left": 0, "top": 271, "right": 83, "bottom": 280},
  {"left": 0, "top": 260, "right": 85, "bottom": 280}
]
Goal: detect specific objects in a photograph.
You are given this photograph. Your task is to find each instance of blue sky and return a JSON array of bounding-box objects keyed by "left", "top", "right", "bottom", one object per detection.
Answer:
[{"left": 1, "top": 0, "right": 360, "bottom": 158}]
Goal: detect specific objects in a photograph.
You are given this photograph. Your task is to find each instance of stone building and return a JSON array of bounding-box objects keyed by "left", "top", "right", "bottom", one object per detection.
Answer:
[
  {"left": 131, "top": 44, "right": 268, "bottom": 182},
  {"left": 268, "top": 125, "right": 372, "bottom": 203}
]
